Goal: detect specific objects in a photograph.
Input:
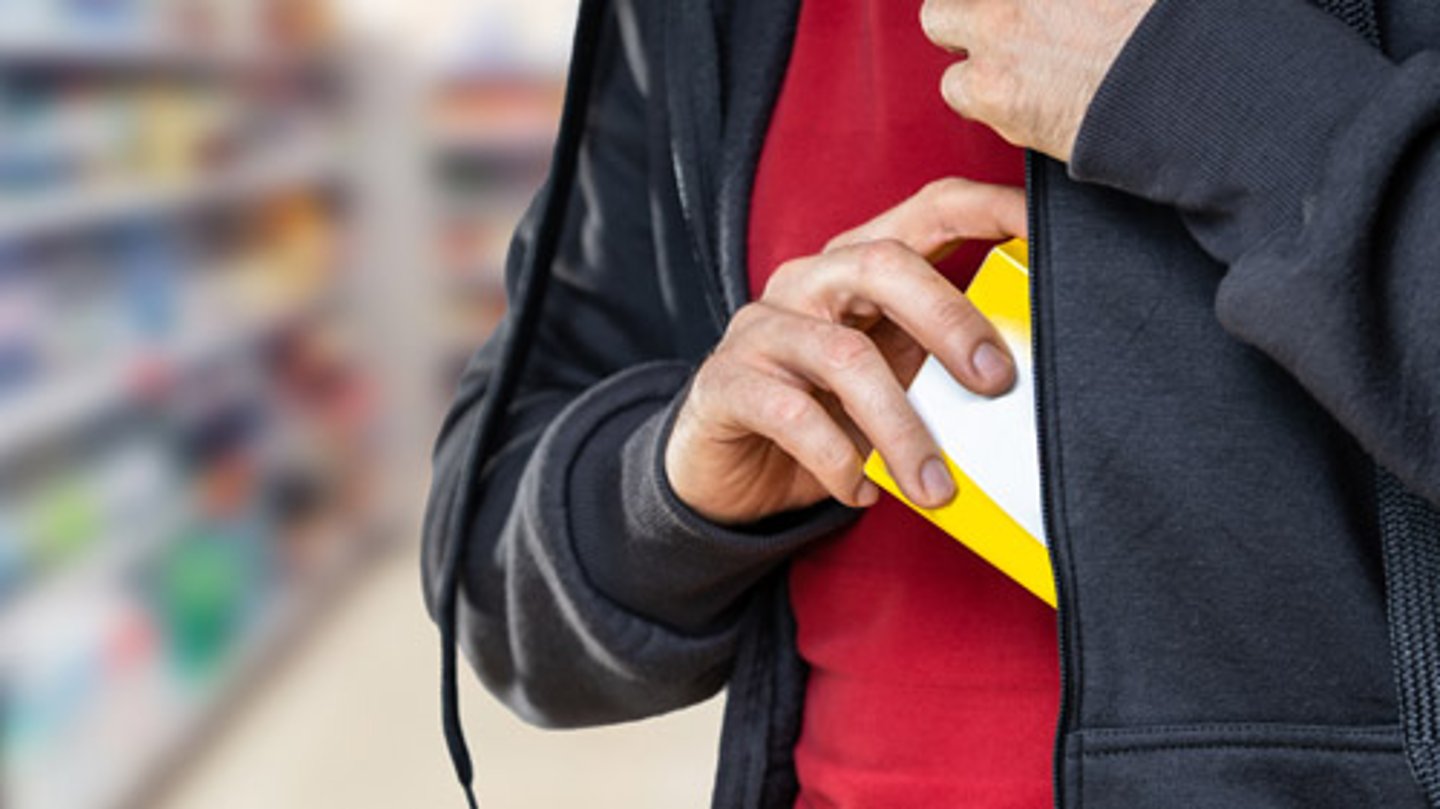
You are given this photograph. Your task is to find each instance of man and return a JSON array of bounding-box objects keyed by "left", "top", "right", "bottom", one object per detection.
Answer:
[{"left": 424, "top": 0, "right": 1440, "bottom": 806}]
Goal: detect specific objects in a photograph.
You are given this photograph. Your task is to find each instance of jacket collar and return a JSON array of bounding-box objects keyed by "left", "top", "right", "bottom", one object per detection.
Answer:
[{"left": 665, "top": 0, "right": 803, "bottom": 318}]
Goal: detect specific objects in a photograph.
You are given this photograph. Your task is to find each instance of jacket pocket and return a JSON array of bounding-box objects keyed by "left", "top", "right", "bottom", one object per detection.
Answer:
[{"left": 1067, "top": 723, "right": 1427, "bottom": 809}]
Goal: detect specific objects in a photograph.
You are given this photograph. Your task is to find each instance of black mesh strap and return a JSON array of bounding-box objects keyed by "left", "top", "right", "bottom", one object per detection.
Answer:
[
  {"left": 1379, "top": 467, "right": 1440, "bottom": 803},
  {"left": 1314, "top": 0, "right": 1382, "bottom": 44},
  {"left": 1311, "top": 1, "right": 1440, "bottom": 805}
]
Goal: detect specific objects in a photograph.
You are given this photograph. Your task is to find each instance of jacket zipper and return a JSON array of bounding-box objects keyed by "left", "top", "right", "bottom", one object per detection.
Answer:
[{"left": 1027, "top": 151, "right": 1073, "bottom": 809}]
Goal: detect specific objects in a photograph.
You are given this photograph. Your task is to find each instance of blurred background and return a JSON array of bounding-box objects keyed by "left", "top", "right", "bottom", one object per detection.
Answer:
[{"left": 0, "top": 2, "right": 722, "bottom": 808}]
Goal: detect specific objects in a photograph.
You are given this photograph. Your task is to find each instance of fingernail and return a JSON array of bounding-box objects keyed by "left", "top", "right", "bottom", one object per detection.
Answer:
[
  {"left": 972, "top": 341, "right": 1013, "bottom": 387},
  {"left": 855, "top": 480, "right": 880, "bottom": 508},
  {"left": 921, "top": 457, "right": 956, "bottom": 506}
]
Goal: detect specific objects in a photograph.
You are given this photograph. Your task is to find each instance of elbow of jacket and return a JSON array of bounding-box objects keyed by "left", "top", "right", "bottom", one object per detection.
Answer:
[{"left": 471, "top": 637, "right": 731, "bottom": 731}]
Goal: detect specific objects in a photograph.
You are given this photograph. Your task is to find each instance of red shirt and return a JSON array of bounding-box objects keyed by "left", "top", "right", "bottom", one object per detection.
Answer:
[{"left": 746, "top": 2, "right": 1059, "bottom": 807}]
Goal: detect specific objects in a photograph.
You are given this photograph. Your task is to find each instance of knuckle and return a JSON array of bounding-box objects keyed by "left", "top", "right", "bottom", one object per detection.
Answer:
[
  {"left": 922, "top": 178, "right": 975, "bottom": 236},
  {"left": 823, "top": 230, "right": 857, "bottom": 253},
  {"left": 969, "top": 7, "right": 996, "bottom": 43},
  {"left": 922, "top": 176, "right": 968, "bottom": 203},
  {"left": 760, "top": 261, "right": 798, "bottom": 300},
  {"left": 763, "top": 390, "right": 813, "bottom": 429},
  {"left": 820, "top": 327, "right": 875, "bottom": 373},
  {"left": 974, "top": 3, "right": 1017, "bottom": 44},
  {"left": 725, "top": 302, "right": 765, "bottom": 337},
  {"left": 889, "top": 425, "right": 935, "bottom": 466},
  {"left": 967, "top": 66, "right": 999, "bottom": 110},
  {"left": 968, "top": 63, "right": 1017, "bottom": 119},
  {"left": 932, "top": 296, "right": 983, "bottom": 335},
  {"left": 817, "top": 441, "right": 858, "bottom": 480},
  {"left": 852, "top": 238, "right": 908, "bottom": 276},
  {"left": 694, "top": 349, "right": 737, "bottom": 392},
  {"left": 918, "top": 1, "right": 947, "bottom": 45},
  {"left": 687, "top": 361, "right": 729, "bottom": 418},
  {"left": 869, "top": 390, "right": 920, "bottom": 439},
  {"left": 940, "top": 63, "right": 972, "bottom": 114}
]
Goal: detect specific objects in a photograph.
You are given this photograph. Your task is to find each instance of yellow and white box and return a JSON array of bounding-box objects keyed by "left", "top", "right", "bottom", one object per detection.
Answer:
[{"left": 863, "top": 239, "right": 1055, "bottom": 607}]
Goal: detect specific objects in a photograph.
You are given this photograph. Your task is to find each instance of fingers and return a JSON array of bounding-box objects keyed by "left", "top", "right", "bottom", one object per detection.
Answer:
[
  {"left": 724, "top": 304, "right": 956, "bottom": 509},
  {"left": 921, "top": 0, "right": 1016, "bottom": 60},
  {"left": 825, "top": 178, "right": 1028, "bottom": 259},
  {"left": 919, "top": 0, "right": 973, "bottom": 55},
  {"left": 698, "top": 362, "right": 879, "bottom": 509},
  {"left": 689, "top": 177, "right": 1027, "bottom": 516},
  {"left": 940, "top": 60, "right": 1022, "bottom": 143},
  {"left": 867, "top": 319, "right": 929, "bottom": 387},
  {"left": 764, "top": 239, "right": 1017, "bottom": 398}
]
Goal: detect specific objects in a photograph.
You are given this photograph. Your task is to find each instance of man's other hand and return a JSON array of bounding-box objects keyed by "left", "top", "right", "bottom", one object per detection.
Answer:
[{"left": 921, "top": 0, "right": 1154, "bottom": 161}]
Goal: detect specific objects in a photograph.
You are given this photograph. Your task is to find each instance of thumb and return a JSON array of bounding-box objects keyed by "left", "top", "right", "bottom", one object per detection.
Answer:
[{"left": 825, "top": 178, "right": 1028, "bottom": 261}]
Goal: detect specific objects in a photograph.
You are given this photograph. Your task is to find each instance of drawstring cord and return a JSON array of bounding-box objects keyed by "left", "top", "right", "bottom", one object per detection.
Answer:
[{"left": 435, "top": 2, "right": 610, "bottom": 805}]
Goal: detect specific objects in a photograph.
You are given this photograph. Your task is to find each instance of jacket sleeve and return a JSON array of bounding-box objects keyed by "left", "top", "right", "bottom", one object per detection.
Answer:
[
  {"left": 421, "top": 1, "right": 851, "bottom": 729},
  {"left": 1067, "top": 0, "right": 1440, "bottom": 507}
]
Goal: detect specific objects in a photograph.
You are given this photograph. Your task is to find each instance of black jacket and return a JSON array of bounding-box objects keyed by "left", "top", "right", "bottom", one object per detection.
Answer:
[{"left": 423, "top": 0, "right": 1440, "bottom": 806}]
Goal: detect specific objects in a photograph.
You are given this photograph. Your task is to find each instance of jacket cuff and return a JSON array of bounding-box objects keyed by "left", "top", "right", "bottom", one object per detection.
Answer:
[
  {"left": 565, "top": 365, "right": 856, "bottom": 635},
  {"left": 1069, "top": 0, "right": 1393, "bottom": 259}
]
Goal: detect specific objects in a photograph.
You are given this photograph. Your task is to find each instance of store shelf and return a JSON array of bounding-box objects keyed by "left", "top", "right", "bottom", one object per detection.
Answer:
[
  {"left": 0, "top": 364, "right": 131, "bottom": 460},
  {"left": 120, "top": 511, "right": 398, "bottom": 809},
  {"left": 2, "top": 508, "right": 398, "bottom": 809},
  {"left": 0, "top": 37, "right": 334, "bottom": 72},
  {"left": 446, "top": 269, "right": 505, "bottom": 295},
  {"left": 0, "top": 295, "right": 327, "bottom": 463},
  {"left": 0, "top": 501, "right": 191, "bottom": 644},
  {"left": 0, "top": 8, "right": 408, "bottom": 809},
  {"left": 0, "top": 138, "right": 345, "bottom": 245},
  {"left": 432, "top": 124, "right": 555, "bottom": 160}
]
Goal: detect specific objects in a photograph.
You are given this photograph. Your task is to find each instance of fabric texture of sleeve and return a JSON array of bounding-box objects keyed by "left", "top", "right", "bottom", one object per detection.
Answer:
[
  {"left": 1068, "top": 0, "right": 1440, "bottom": 506},
  {"left": 421, "top": 1, "right": 849, "bottom": 729}
]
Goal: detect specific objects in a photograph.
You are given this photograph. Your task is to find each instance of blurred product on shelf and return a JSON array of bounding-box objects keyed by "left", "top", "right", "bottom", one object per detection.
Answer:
[
  {"left": 431, "top": 71, "right": 561, "bottom": 387},
  {"left": 0, "top": 0, "right": 336, "bottom": 56},
  {"left": 432, "top": 74, "right": 562, "bottom": 154},
  {"left": 0, "top": 69, "right": 342, "bottom": 211},
  {"left": 0, "top": 3, "right": 399, "bottom": 809},
  {"left": 0, "top": 1, "right": 583, "bottom": 806},
  {"left": 0, "top": 189, "right": 381, "bottom": 809}
]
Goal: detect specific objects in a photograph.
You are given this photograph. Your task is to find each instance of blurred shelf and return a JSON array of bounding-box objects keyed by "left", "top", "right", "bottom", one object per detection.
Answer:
[
  {"left": 0, "top": 295, "right": 328, "bottom": 463},
  {"left": 445, "top": 325, "right": 502, "bottom": 359},
  {"left": 431, "top": 124, "right": 555, "bottom": 160},
  {"left": 0, "top": 500, "right": 191, "bottom": 643},
  {"left": 445, "top": 268, "right": 505, "bottom": 296},
  {"left": 0, "top": 138, "right": 345, "bottom": 245},
  {"left": 0, "top": 37, "right": 336, "bottom": 72},
  {"left": 121, "top": 511, "right": 399, "bottom": 809},
  {"left": 0, "top": 12, "right": 403, "bottom": 809},
  {"left": 0, "top": 363, "right": 133, "bottom": 460},
  {"left": 439, "top": 195, "right": 532, "bottom": 221},
  {"left": 1, "top": 508, "right": 399, "bottom": 809}
]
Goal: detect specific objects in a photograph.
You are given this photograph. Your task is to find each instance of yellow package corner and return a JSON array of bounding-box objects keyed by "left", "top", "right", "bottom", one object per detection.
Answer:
[
  {"left": 968, "top": 238, "right": 1029, "bottom": 332},
  {"left": 862, "top": 238, "right": 1056, "bottom": 609},
  {"left": 864, "top": 452, "right": 1056, "bottom": 608}
]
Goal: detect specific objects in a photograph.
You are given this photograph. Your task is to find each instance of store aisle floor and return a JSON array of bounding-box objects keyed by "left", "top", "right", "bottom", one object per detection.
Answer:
[{"left": 155, "top": 533, "right": 724, "bottom": 808}]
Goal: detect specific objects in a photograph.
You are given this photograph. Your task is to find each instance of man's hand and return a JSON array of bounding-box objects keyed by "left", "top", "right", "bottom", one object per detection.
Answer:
[
  {"left": 665, "top": 179, "right": 1027, "bottom": 527},
  {"left": 920, "top": 0, "right": 1154, "bottom": 161}
]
